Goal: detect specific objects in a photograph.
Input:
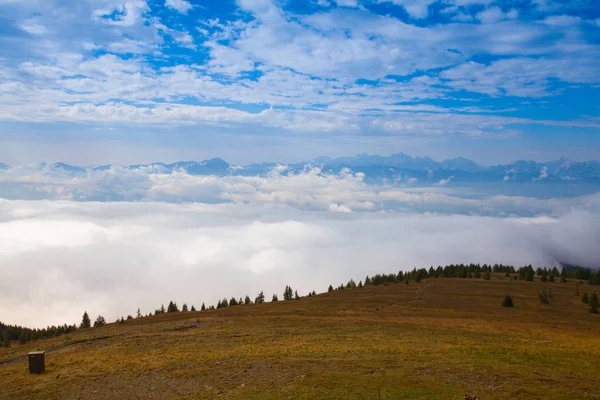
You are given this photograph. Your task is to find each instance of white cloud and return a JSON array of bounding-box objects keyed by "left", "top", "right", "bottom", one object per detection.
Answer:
[
  {"left": 165, "top": 0, "right": 193, "bottom": 14},
  {"left": 336, "top": 0, "right": 359, "bottom": 7},
  {"left": 0, "top": 199, "right": 598, "bottom": 328}
]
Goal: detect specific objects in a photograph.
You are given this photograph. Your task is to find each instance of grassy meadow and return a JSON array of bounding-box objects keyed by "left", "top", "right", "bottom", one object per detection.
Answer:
[{"left": 1, "top": 275, "right": 599, "bottom": 399}]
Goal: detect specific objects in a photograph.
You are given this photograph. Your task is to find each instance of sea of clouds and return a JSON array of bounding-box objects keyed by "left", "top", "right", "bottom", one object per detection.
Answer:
[{"left": 1, "top": 168, "right": 599, "bottom": 327}]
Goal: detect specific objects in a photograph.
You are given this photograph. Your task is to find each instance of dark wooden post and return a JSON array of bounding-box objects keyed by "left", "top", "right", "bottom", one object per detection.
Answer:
[{"left": 28, "top": 351, "right": 45, "bottom": 374}]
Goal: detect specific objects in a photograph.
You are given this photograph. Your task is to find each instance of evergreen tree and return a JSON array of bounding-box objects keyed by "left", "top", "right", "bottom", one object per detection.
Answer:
[
  {"left": 526, "top": 268, "right": 534, "bottom": 282},
  {"left": 365, "top": 276, "right": 372, "bottom": 286},
  {"left": 272, "top": 294, "right": 278, "bottom": 302},
  {"left": 2, "top": 331, "right": 10, "bottom": 347},
  {"left": 167, "top": 301, "right": 179, "bottom": 313},
  {"left": 538, "top": 290, "right": 550, "bottom": 305},
  {"left": 589, "top": 292, "right": 599, "bottom": 314},
  {"left": 549, "top": 274, "right": 555, "bottom": 283},
  {"left": 93, "top": 315, "right": 106, "bottom": 327},
  {"left": 182, "top": 304, "right": 188, "bottom": 312},
  {"left": 230, "top": 297, "right": 238, "bottom": 306},
  {"left": 312, "top": 290, "right": 316, "bottom": 296},
  {"left": 201, "top": 303, "right": 206, "bottom": 311},
  {"left": 160, "top": 304, "right": 166, "bottom": 314},
  {"left": 244, "top": 295, "right": 252, "bottom": 305},
  {"left": 502, "top": 295, "right": 514, "bottom": 307},
  {"left": 80, "top": 311, "right": 91, "bottom": 329},
  {"left": 541, "top": 273, "right": 548, "bottom": 282},
  {"left": 221, "top": 298, "right": 229, "bottom": 307},
  {"left": 283, "top": 285, "right": 293, "bottom": 300},
  {"left": 191, "top": 305, "right": 196, "bottom": 312},
  {"left": 328, "top": 285, "right": 333, "bottom": 292},
  {"left": 484, "top": 271, "right": 491, "bottom": 280},
  {"left": 255, "top": 291, "right": 265, "bottom": 304},
  {"left": 136, "top": 308, "right": 142, "bottom": 318},
  {"left": 294, "top": 290, "right": 300, "bottom": 300},
  {"left": 18, "top": 330, "right": 29, "bottom": 344},
  {"left": 358, "top": 281, "right": 363, "bottom": 288},
  {"left": 582, "top": 292, "right": 589, "bottom": 303}
]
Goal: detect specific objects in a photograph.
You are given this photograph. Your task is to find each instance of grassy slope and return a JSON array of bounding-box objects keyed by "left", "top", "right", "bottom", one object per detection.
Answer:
[{"left": 1, "top": 276, "right": 599, "bottom": 400}]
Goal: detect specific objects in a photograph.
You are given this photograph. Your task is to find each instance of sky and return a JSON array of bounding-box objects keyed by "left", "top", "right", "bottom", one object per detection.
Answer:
[
  {"left": 1, "top": 0, "right": 600, "bottom": 328},
  {"left": 0, "top": 0, "right": 599, "bottom": 164}
]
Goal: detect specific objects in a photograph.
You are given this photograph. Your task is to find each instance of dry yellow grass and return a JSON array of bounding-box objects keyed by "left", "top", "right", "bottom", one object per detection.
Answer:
[{"left": 1, "top": 276, "right": 599, "bottom": 399}]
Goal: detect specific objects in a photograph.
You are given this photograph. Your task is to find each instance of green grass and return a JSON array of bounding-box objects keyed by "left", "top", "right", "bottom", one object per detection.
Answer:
[{"left": 1, "top": 276, "right": 599, "bottom": 399}]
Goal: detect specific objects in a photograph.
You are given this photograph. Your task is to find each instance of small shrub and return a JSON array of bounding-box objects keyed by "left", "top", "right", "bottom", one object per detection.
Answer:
[
  {"left": 484, "top": 271, "right": 491, "bottom": 280},
  {"left": 538, "top": 290, "right": 550, "bottom": 305},
  {"left": 582, "top": 292, "right": 589, "bottom": 304},
  {"left": 502, "top": 295, "right": 514, "bottom": 307}
]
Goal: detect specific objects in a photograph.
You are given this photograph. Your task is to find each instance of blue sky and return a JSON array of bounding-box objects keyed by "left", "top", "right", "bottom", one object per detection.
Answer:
[{"left": 0, "top": 0, "right": 599, "bottom": 165}]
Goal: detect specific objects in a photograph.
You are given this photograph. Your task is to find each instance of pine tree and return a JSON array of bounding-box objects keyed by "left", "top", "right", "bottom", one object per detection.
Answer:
[
  {"left": 160, "top": 304, "right": 166, "bottom": 314},
  {"left": 294, "top": 290, "right": 300, "bottom": 300},
  {"left": 328, "top": 285, "right": 333, "bottom": 292},
  {"left": 201, "top": 303, "right": 206, "bottom": 311},
  {"left": 167, "top": 301, "right": 179, "bottom": 313},
  {"left": 526, "top": 268, "right": 534, "bottom": 282},
  {"left": 244, "top": 295, "right": 252, "bottom": 305},
  {"left": 80, "top": 311, "right": 91, "bottom": 329},
  {"left": 365, "top": 276, "right": 371, "bottom": 286},
  {"left": 191, "top": 305, "right": 196, "bottom": 312},
  {"left": 312, "top": 290, "right": 316, "bottom": 296},
  {"left": 484, "top": 271, "right": 491, "bottom": 280},
  {"left": 182, "top": 304, "right": 188, "bottom": 312},
  {"left": 272, "top": 294, "right": 278, "bottom": 302},
  {"left": 538, "top": 290, "right": 550, "bottom": 305},
  {"left": 582, "top": 292, "right": 589, "bottom": 303},
  {"left": 136, "top": 308, "right": 142, "bottom": 318},
  {"left": 255, "top": 291, "right": 265, "bottom": 304},
  {"left": 230, "top": 297, "right": 238, "bottom": 306},
  {"left": 358, "top": 281, "right": 363, "bottom": 288},
  {"left": 502, "top": 295, "right": 514, "bottom": 307},
  {"left": 221, "top": 298, "right": 229, "bottom": 307},
  {"left": 283, "top": 285, "right": 293, "bottom": 300},
  {"left": 93, "top": 315, "right": 106, "bottom": 327},
  {"left": 589, "top": 292, "right": 599, "bottom": 314}
]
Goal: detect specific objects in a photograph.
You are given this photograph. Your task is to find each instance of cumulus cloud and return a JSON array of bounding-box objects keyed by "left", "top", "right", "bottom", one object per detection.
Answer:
[
  {"left": 165, "top": 0, "right": 193, "bottom": 14},
  {"left": 1, "top": 199, "right": 599, "bottom": 328}
]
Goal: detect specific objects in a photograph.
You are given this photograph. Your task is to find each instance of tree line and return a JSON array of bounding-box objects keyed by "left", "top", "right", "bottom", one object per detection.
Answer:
[{"left": 2, "top": 262, "right": 598, "bottom": 348}]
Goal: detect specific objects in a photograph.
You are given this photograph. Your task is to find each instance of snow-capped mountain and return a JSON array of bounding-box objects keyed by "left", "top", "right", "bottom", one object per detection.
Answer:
[{"left": 1, "top": 154, "right": 599, "bottom": 185}]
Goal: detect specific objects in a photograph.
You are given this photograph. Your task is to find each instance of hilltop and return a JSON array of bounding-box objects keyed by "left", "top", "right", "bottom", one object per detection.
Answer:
[{"left": 1, "top": 275, "right": 599, "bottom": 400}]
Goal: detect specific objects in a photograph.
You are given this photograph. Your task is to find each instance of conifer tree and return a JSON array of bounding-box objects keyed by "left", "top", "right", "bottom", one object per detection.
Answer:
[
  {"left": 191, "top": 305, "right": 196, "bottom": 312},
  {"left": 182, "top": 304, "right": 188, "bottom": 312},
  {"left": 589, "top": 292, "right": 599, "bottom": 314},
  {"left": 167, "top": 301, "right": 179, "bottom": 313},
  {"left": 538, "top": 290, "right": 550, "bottom": 305},
  {"left": 358, "top": 280, "right": 363, "bottom": 288},
  {"left": 365, "top": 276, "right": 371, "bottom": 286},
  {"left": 244, "top": 295, "right": 252, "bottom": 305},
  {"left": 502, "top": 295, "right": 514, "bottom": 307},
  {"left": 230, "top": 297, "right": 238, "bottom": 306},
  {"left": 201, "top": 303, "right": 206, "bottom": 311},
  {"left": 255, "top": 291, "right": 265, "bottom": 304},
  {"left": 582, "top": 292, "right": 589, "bottom": 303},
  {"left": 484, "top": 271, "right": 491, "bottom": 280},
  {"left": 221, "top": 298, "right": 229, "bottom": 307},
  {"left": 160, "top": 304, "right": 166, "bottom": 314},
  {"left": 272, "top": 294, "right": 278, "bottom": 302},
  {"left": 80, "top": 311, "right": 91, "bottom": 329},
  {"left": 136, "top": 308, "right": 142, "bottom": 318},
  {"left": 312, "top": 290, "right": 316, "bottom": 296},
  {"left": 93, "top": 315, "right": 106, "bottom": 327},
  {"left": 294, "top": 290, "right": 300, "bottom": 300}
]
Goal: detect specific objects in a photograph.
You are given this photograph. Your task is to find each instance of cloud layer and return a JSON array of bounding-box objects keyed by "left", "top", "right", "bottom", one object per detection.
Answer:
[{"left": 1, "top": 199, "right": 599, "bottom": 328}]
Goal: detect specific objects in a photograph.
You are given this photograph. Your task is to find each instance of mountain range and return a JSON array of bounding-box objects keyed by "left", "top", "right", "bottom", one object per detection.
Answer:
[{"left": 2, "top": 153, "right": 600, "bottom": 185}]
